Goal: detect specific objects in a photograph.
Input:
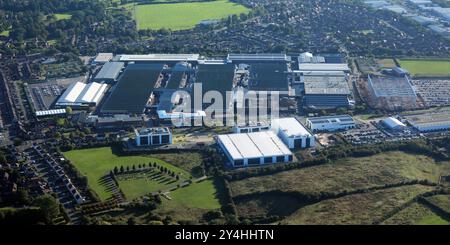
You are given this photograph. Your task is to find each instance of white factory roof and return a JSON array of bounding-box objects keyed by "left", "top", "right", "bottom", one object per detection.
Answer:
[
  {"left": 35, "top": 109, "right": 66, "bottom": 117},
  {"left": 272, "top": 117, "right": 312, "bottom": 137},
  {"left": 218, "top": 131, "right": 292, "bottom": 160},
  {"left": 94, "top": 53, "right": 113, "bottom": 63},
  {"left": 56, "top": 82, "right": 107, "bottom": 105},
  {"left": 383, "top": 117, "right": 406, "bottom": 129},
  {"left": 118, "top": 54, "right": 200, "bottom": 62},
  {"left": 298, "top": 63, "right": 350, "bottom": 72}
]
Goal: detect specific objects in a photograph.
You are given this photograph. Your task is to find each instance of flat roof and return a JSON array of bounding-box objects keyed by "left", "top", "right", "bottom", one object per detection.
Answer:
[
  {"left": 404, "top": 111, "right": 450, "bottom": 126},
  {"left": 218, "top": 131, "right": 292, "bottom": 160},
  {"left": 228, "top": 53, "right": 290, "bottom": 62},
  {"left": 101, "top": 63, "right": 163, "bottom": 114},
  {"left": 119, "top": 54, "right": 199, "bottom": 62},
  {"left": 57, "top": 82, "right": 107, "bottom": 105},
  {"left": 36, "top": 109, "right": 66, "bottom": 117},
  {"left": 193, "top": 64, "right": 235, "bottom": 106},
  {"left": 303, "top": 75, "right": 350, "bottom": 95},
  {"left": 272, "top": 117, "right": 312, "bottom": 137},
  {"left": 166, "top": 71, "right": 184, "bottom": 89},
  {"left": 95, "top": 62, "right": 124, "bottom": 81},
  {"left": 307, "top": 114, "right": 354, "bottom": 124},
  {"left": 299, "top": 63, "right": 350, "bottom": 72},
  {"left": 248, "top": 63, "right": 289, "bottom": 91}
]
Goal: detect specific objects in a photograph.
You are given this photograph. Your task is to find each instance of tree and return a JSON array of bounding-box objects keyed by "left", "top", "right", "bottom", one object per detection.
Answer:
[
  {"left": 34, "top": 195, "right": 60, "bottom": 224},
  {"left": 176, "top": 175, "right": 180, "bottom": 181},
  {"left": 138, "top": 164, "right": 142, "bottom": 169},
  {"left": 143, "top": 163, "right": 146, "bottom": 168},
  {"left": 132, "top": 165, "right": 136, "bottom": 171},
  {"left": 114, "top": 166, "right": 119, "bottom": 175},
  {"left": 65, "top": 106, "right": 73, "bottom": 115},
  {"left": 120, "top": 166, "right": 124, "bottom": 173},
  {"left": 152, "top": 162, "right": 156, "bottom": 168},
  {"left": 126, "top": 166, "right": 130, "bottom": 172}
]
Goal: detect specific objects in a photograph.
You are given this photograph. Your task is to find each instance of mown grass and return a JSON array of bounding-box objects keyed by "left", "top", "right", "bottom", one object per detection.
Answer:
[
  {"left": 230, "top": 151, "right": 450, "bottom": 197},
  {"left": 281, "top": 185, "right": 434, "bottom": 225},
  {"left": 54, "top": 14, "right": 72, "bottom": 21},
  {"left": 132, "top": 0, "right": 249, "bottom": 30},
  {"left": 64, "top": 147, "right": 190, "bottom": 201},
  {"left": 399, "top": 59, "right": 450, "bottom": 77}
]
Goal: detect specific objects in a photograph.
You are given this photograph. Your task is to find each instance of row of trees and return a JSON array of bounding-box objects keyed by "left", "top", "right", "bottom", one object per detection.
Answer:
[{"left": 110, "top": 162, "right": 181, "bottom": 180}]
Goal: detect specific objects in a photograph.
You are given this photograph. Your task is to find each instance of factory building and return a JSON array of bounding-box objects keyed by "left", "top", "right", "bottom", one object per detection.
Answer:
[
  {"left": 271, "top": 117, "right": 315, "bottom": 149},
  {"left": 135, "top": 127, "right": 172, "bottom": 147},
  {"left": 117, "top": 54, "right": 200, "bottom": 63},
  {"left": 233, "top": 121, "right": 270, "bottom": 133},
  {"left": 306, "top": 115, "right": 356, "bottom": 132},
  {"left": 217, "top": 131, "right": 293, "bottom": 167},
  {"left": 94, "top": 62, "right": 125, "bottom": 83},
  {"left": 227, "top": 53, "right": 290, "bottom": 63},
  {"left": 56, "top": 82, "right": 107, "bottom": 107},
  {"left": 404, "top": 112, "right": 450, "bottom": 132},
  {"left": 298, "top": 63, "right": 350, "bottom": 73},
  {"left": 302, "top": 75, "right": 352, "bottom": 109},
  {"left": 382, "top": 117, "right": 406, "bottom": 130}
]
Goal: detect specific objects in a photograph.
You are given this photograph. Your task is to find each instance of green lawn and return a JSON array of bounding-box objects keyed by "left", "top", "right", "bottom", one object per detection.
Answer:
[
  {"left": 63, "top": 147, "right": 190, "bottom": 201},
  {"left": 54, "top": 14, "right": 72, "bottom": 21},
  {"left": 132, "top": 0, "right": 249, "bottom": 30},
  {"left": 398, "top": 59, "right": 450, "bottom": 77},
  {"left": 382, "top": 202, "right": 449, "bottom": 225}
]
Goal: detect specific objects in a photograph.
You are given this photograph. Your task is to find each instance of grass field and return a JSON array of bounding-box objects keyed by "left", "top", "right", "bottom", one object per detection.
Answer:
[
  {"left": 398, "top": 59, "right": 450, "bottom": 77},
  {"left": 63, "top": 147, "right": 191, "bottom": 201},
  {"left": 154, "top": 178, "right": 226, "bottom": 222},
  {"left": 376, "top": 58, "right": 397, "bottom": 69},
  {"left": 382, "top": 202, "right": 449, "bottom": 225},
  {"left": 54, "top": 14, "right": 72, "bottom": 21},
  {"left": 281, "top": 185, "right": 434, "bottom": 225},
  {"left": 230, "top": 151, "right": 450, "bottom": 197},
  {"left": 131, "top": 0, "right": 249, "bottom": 30}
]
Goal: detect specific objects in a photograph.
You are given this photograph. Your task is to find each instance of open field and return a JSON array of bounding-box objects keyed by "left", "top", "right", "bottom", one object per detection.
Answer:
[
  {"left": 382, "top": 202, "right": 449, "bottom": 225},
  {"left": 281, "top": 185, "right": 434, "bottom": 225},
  {"left": 150, "top": 152, "right": 204, "bottom": 178},
  {"left": 230, "top": 151, "right": 450, "bottom": 197},
  {"left": 54, "top": 14, "right": 72, "bottom": 21},
  {"left": 376, "top": 58, "right": 397, "bottom": 69},
  {"left": 131, "top": 0, "right": 249, "bottom": 30},
  {"left": 398, "top": 59, "right": 450, "bottom": 77},
  {"left": 154, "top": 179, "right": 226, "bottom": 222},
  {"left": 63, "top": 147, "right": 191, "bottom": 201}
]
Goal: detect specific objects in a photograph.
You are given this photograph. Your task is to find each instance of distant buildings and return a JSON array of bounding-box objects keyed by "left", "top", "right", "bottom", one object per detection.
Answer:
[
  {"left": 218, "top": 131, "right": 293, "bottom": 167},
  {"left": 271, "top": 117, "right": 315, "bottom": 149},
  {"left": 135, "top": 127, "right": 172, "bottom": 147},
  {"left": 306, "top": 115, "right": 356, "bottom": 132}
]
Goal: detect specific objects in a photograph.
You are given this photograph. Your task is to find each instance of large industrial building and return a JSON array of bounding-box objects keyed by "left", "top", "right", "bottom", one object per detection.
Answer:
[
  {"left": 306, "top": 115, "right": 356, "bottom": 132},
  {"left": 135, "top": 127, "right": 172, "bottom": 147},
  {"left": 117, "top": 54, "right": 200, "bottom": 63},
  {"left": 302, "top": 75, "right": 352, "bottom": 109},
  {"left": 271, "top": 117, "right": 315, "bottom": 149},
  {"left": 404, "top": 111, "right": 450, "bottom": 132},
  {"left": 101, "top": 63, "right": 164, "bottom": 114},
  {"left": 56, "top": 82, "right": 107, "bottom": 107},
  {"left": 218, "top": 131, "right": 293, "bottom": 167},
  {"left": 94, "top": 62, "right": 124, "bottom": 83},
  {"left": 298, "top": 63, "right": 350, "bottom": 73}
]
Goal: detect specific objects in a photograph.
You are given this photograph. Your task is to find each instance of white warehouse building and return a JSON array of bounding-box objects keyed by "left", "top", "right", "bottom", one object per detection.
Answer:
[
  {"left": 306, "top": 115, "right": 356, "bottom": 132},
  {"left": 382, "top": 117, "right": 406, "bottom": 130},
  {"left": 271, "top": 117, "right": 315, "bottom": 149},
  {"left": 135, "top": 127, "right": 173, "bottom": 147},
  {"left": 405, "top": 112, "right": 450, "bottom": 132},
  {"left": 56, "top": 82, "right": 107, "bottom": 107},
  {"left": 218, "top": 131, "right": 293, "bottom": 167}
]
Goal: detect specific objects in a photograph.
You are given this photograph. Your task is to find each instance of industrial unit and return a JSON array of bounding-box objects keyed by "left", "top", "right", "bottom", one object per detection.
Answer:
[
  {"left": 306, "top": 115, "right": 356, "bottom": 132},
  {"left": 382, "top": 117, "right": 406, "bottom": 130},
  {"left": 404, "top": 111, "right": 450, "bottom": 132},
  {"left": 217, "top": 131, "right": 293, "bottom": 167},
  {"left": 94, "top": 62, "right": 125, "bottom": 83},
  {"left": 271, "top": 117, "right": 315, "bottom": 149},
  {"left": 298, "top": 63, "right": 350, "bottom": 73},
  {"left": 135, "top": 127, "right": 172, "bottom": 147},
  {"left": 233, "top": 121, "right": 270, "bottom": 133},
  {"left": 56, "top": 82, "right": 107, "bottom": 107},
  {"left": 302, "top": 75, "right": 352, "bottom": 109}
]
